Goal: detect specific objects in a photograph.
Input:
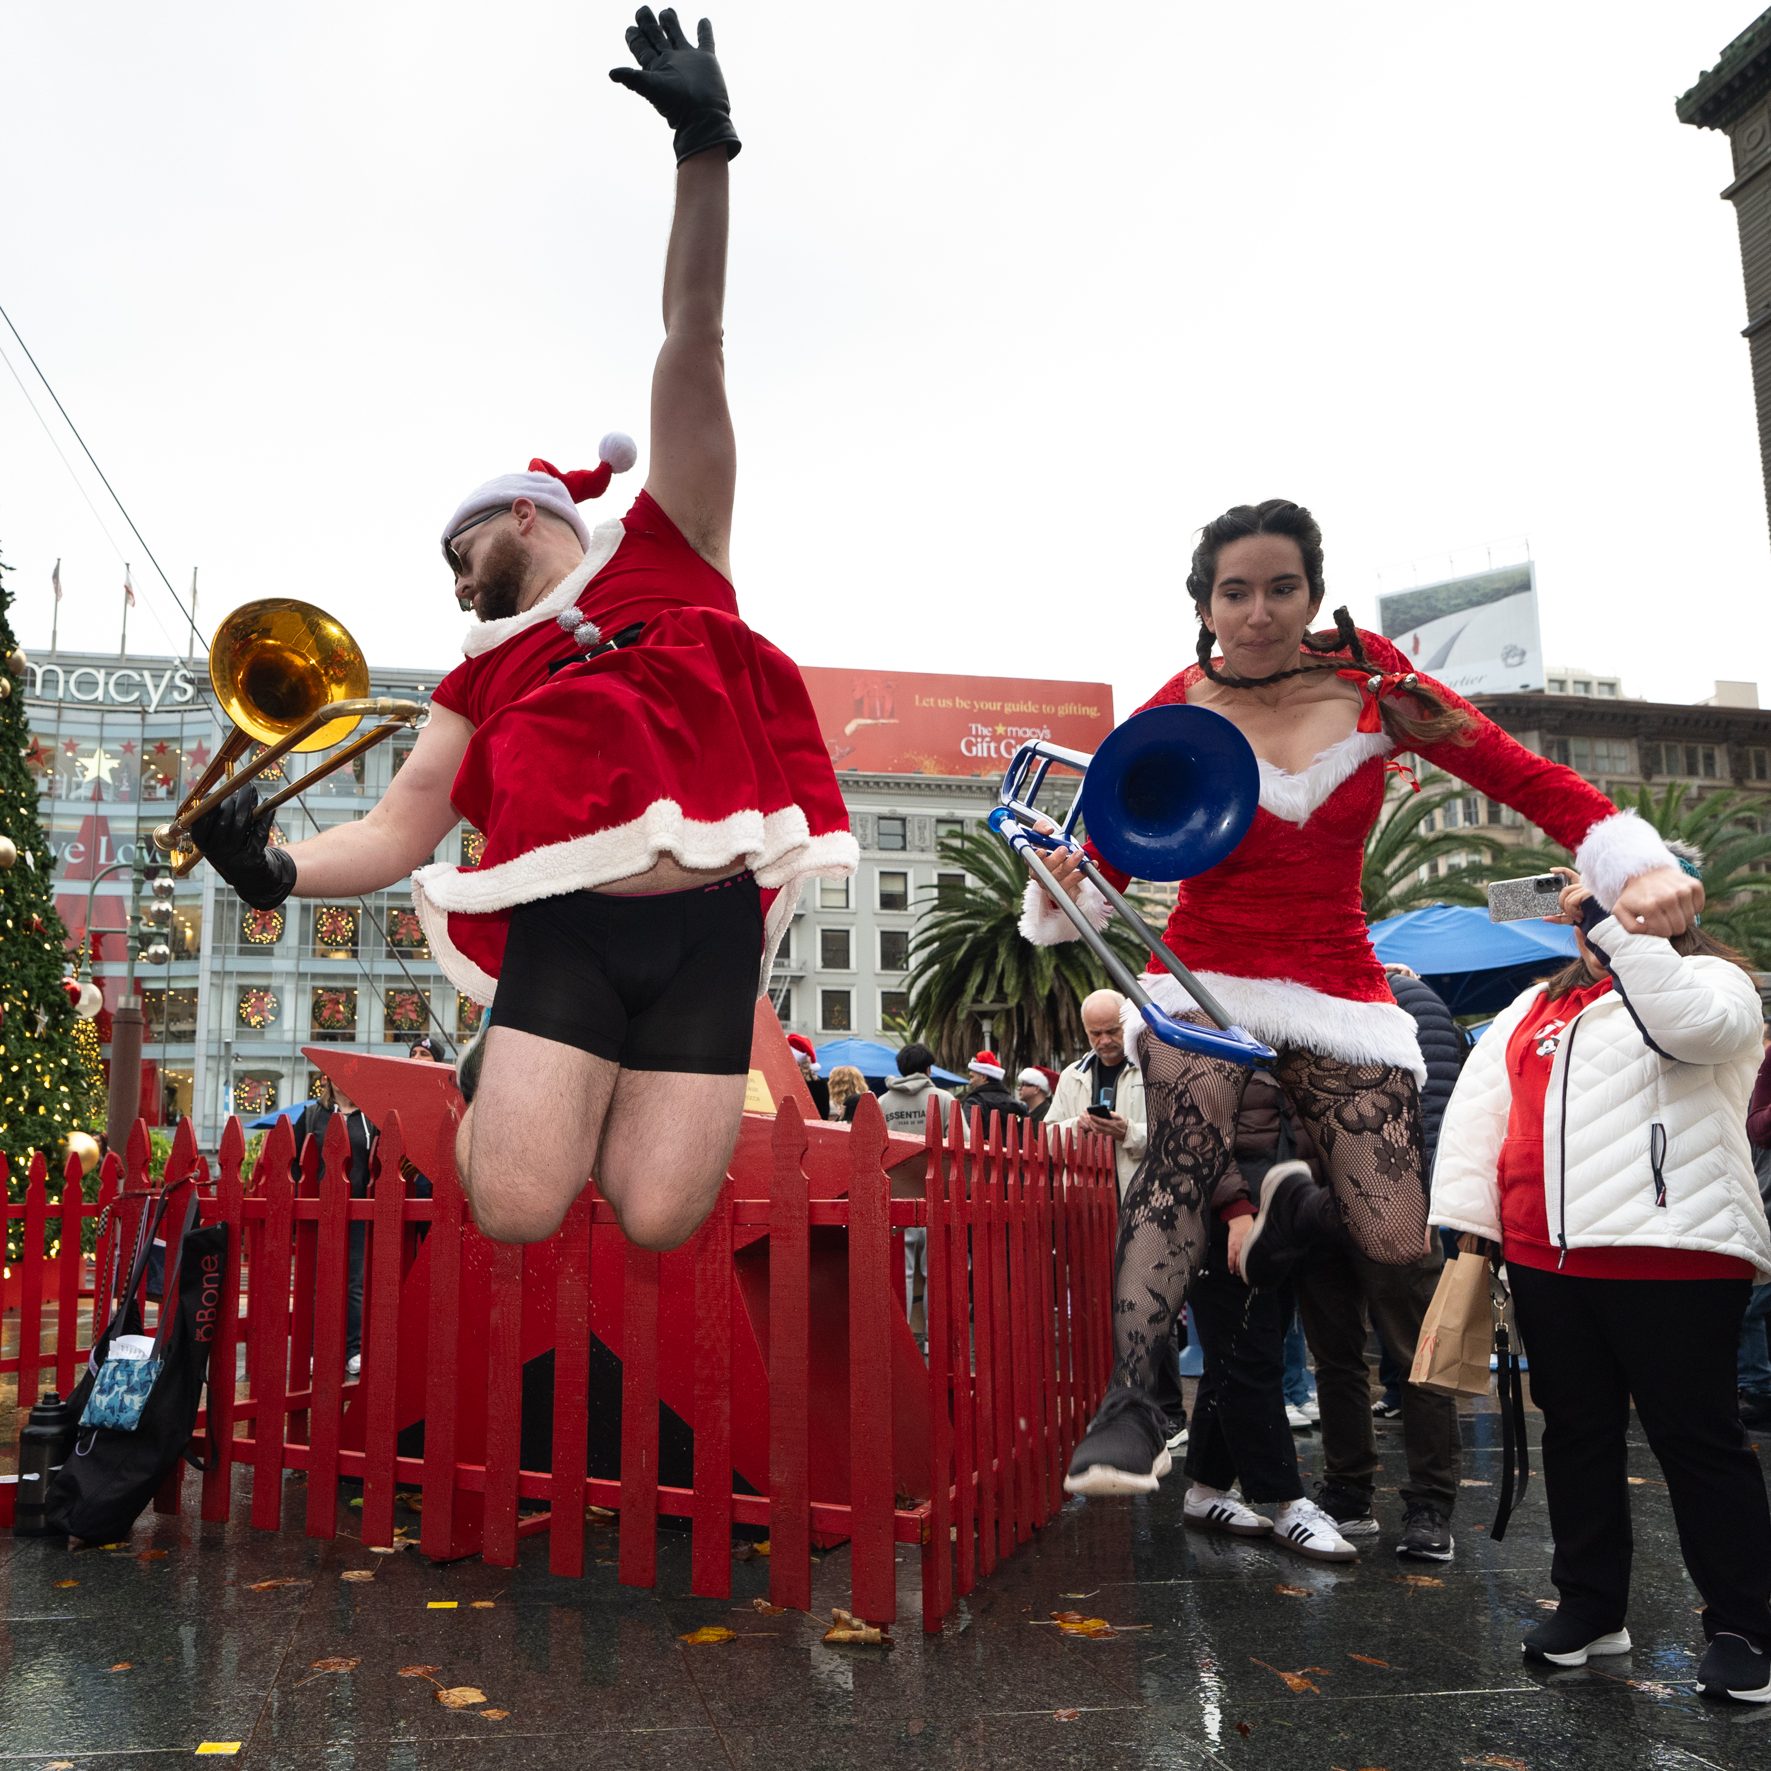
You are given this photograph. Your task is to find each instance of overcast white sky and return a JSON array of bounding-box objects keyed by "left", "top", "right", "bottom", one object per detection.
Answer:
[{"left": 2, "top": 3, "right": 1767, "bottom": 719}]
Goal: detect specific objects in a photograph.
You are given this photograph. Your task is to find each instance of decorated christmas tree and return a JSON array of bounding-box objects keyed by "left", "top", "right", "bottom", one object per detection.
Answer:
[{"left": 0, "top": 541, "right": 106, "bottom": 1223}]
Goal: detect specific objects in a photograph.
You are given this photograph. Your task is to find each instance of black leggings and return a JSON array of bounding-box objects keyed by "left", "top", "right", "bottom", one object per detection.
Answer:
[{"left": 1112, "top": 1032, "right": 1426, "bottom": 1391}]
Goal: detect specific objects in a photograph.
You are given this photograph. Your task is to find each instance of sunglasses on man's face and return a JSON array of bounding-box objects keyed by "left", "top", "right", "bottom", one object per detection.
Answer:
[{"left": 442, "top": 506, "right": 512, "bottom": 577}]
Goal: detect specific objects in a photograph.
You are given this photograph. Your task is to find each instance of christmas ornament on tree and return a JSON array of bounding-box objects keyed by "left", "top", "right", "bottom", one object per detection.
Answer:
[
  {"left": 4, "top": 647, "right": 23, "bottom": 675},
  {"left": 0, "top": 834, "right": 16, "bottom": 869},
  {"left": 64, "top": 1130, "right": 100, "bottom": 1177},
  {"left": 74, "top": 980, "right": 103, "bottom": 1019}
]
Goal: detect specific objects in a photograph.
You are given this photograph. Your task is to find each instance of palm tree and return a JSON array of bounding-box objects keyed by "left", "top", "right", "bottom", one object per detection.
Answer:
[
  {"left": 1360, "top": 780, "right": 1562, "bottom": 923},
  {"left": 1613, "top": 781, "right": 1771, "bottom": 961},
  {"left": 906, "top": 828, "right": 1150, "bottom": 1072}
]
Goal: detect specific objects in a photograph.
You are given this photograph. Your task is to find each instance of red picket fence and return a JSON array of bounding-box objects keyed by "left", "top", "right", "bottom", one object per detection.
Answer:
[{"left": 2, "top": 1096, "right": 1117, "bottom": 1633}]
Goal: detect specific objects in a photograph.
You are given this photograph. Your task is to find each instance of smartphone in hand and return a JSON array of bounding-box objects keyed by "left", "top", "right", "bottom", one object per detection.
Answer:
[{"left": 1488, "top": 873, "right": 1564, "bottom": 923}]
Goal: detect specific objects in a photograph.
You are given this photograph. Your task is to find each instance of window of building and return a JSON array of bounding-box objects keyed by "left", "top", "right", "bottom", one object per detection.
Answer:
[
  {"left": 1750, "top": 747, "right": 1770, "bottom": 783},
  {"left": 141, "top": 987, "right": 198, "bottom": 1042},
  {"left": 877, "top": 815, "right": 907, "bottom": 852},
  {"left": 820, "top": 988, "right": 853, "bottom": 1032},
  {"left": 1547, "top": 736, "right": 1635, "bottom": 777},
  {"left": 384, "top": 987, "right": 430, "bottom": 1040},
  {"left": 820, "top": 927, "right": 853, "bottom": 970},
  {"left": 880, "top": 988, "right": 910, "bottom": 1026},
  {"left": 1548, "top": 678, "right": 1566, "bottom": 693},
  {"left": 1651, "top": 742, "right": 1719, "bottom": 779},
  {"left": 313, "top": 905, "right": 358, "bottom": 958},
  {"left": 878, "top": 869, "right": 909, "bottom": 912},
  {"left": 1598, "top": 682, "right": 1617, "bottom": 697},
  {"left": 936, "top": 870, "right": 966, "bottom": 906},
  {"left": 311, "top": 985, "right": 358, "bottom": 1041},
  {"left": 771, "top": 983, "right": 794, "bottom": 1022},
  {"left": 935, "top": 817, "right": 965, "bottom": 844},
  {"left": 386, "top": 907, "right": 429, "bottom": 955},
  {"left": 818, "top": 877, "right": 850, "bottom": 910},
  {"left": 878, "top": 928, "right": 910, "bottom": 972}
]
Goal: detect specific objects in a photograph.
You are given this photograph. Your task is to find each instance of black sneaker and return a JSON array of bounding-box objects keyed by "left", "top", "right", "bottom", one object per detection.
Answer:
[
  {"left": 1741, "top": 1391, "right": 1771, "bottom": 1430},
  {"left": 1371, "top": 1396, "right": 1402, "bottom": 1420},
  {"left": 1698, "top": 1633, "right": 1771, "bottom": 1703},
  {"left": 1063, "top": 1385, "right": 1172, "bottom": 1498},
  {"left": 1522, "top": 1612, "right": 1631, "bottom": 1667},
  {"left": 1163, "top": 1411, "right": 1189, "bottom": 1454},
  {"left": 1397, "top": 1501, "right": 1454, "bottom": 1561},
  {"left": 1240, "top": 1161, "right": 1316, "bottom": 1290},
  {"left": 1314, "top": 1479, "right": 1380, "bottom": 1540}
]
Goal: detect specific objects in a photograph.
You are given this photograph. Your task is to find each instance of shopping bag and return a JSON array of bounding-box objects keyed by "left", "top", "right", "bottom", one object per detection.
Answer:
[{"left": 1409, "top": 1243, "right": 1494, "bottom": 1396}]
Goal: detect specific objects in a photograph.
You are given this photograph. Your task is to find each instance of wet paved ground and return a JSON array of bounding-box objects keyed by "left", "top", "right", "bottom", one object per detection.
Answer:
[{"left": 2, "top": 1404, "right": 1768, "bottom": 1769}]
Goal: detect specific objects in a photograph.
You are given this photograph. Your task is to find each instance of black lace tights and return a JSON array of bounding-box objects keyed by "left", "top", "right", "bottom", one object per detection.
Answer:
[{"left": 1111, "top": 1034, "right": 1426, "bottom": 1392}]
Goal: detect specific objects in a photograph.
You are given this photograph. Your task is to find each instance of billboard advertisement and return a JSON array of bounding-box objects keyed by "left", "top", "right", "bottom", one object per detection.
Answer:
[
  {"left": 800, "top": 667, "right": 1115, "bottom": 778},
  {"left": 1376, "top": 561, "right": 1544, "bottom": 697}
]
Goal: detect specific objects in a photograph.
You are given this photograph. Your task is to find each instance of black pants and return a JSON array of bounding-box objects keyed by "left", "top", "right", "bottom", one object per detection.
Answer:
[
  {"left": 1510, "top": 1264, "right": 1771, "bottom": 1647},
  {"left": 1150, "top": 1317, "right": 1188, "bottom": 1424},
  {"left": 1297, "top": 1244, "right": 1460, "bottom": 1513},
  {"left": 1182, "top": 1240, "right": 1302, "bottom": 1503}
]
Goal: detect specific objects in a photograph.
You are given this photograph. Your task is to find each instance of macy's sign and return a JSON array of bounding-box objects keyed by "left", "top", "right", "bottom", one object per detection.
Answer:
[{"left": 27, "top": 660, "right": 201, "bottom": 710}]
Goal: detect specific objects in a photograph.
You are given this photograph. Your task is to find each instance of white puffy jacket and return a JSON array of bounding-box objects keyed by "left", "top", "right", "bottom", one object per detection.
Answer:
[{"left": 1431, "top": 914, "right": 1771, "bottom": 1280}]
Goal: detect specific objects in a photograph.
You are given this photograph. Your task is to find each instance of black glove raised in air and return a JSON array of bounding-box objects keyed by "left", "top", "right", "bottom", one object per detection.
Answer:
[
  {"left": 188, "top": 783, "right": 297, "bottom": 911},
  {"left": 610, "top": 7, "right": 740, "bottom": 164}
]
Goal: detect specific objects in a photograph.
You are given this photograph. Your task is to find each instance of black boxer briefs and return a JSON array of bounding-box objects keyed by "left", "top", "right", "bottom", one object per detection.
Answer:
[{"left": 491, "top": 871, "right": 762, "bottom": 1075}]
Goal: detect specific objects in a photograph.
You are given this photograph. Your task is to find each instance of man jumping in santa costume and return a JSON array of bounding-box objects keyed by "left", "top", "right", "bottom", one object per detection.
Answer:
[{"left": 194, "top": 9, "right": 855, "bottom": 1251}]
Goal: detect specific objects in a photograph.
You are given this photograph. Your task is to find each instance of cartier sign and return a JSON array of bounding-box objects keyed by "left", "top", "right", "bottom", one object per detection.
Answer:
[{"left": 26, "top": 661, "right": 202, "bottom": 710}]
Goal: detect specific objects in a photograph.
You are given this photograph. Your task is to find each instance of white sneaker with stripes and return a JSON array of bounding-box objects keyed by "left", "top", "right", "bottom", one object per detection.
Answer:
[
  {"left": 1182, "top": 1484, "right": 1273, "bottom": 1538},
  {"left": 1271, "top": 1498, "right": 1359, "bottom": 1563}
]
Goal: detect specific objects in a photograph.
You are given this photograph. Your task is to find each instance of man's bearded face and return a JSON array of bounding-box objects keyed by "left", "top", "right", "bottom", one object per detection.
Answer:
[{"left": 469, "top": 530, "right": 529, "bottom": 621}]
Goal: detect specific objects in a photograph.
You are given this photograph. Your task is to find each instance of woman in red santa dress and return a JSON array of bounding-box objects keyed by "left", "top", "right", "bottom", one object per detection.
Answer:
[{"left": 1032, "top": 498, "right": 1701, "bottom": 1498}]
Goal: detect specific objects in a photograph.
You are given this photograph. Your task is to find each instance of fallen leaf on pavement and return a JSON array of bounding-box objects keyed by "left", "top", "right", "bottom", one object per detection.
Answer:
[
  {"left": 1459, "top": 1758, "right": 1528, "bottom": 1770},
  {"left": 1252, "top": 1658, "right": 1326, "bottom": 1695},
  {"left": 136, "top": 1549, "right": 168, "bottom": 1561},
  {"left": 1395, "top": 1575, "right": 1444, "bottom": 1589},
  {"left": 339, "top": 1570, "right": 376, "bottom": 1583},
  {"left": 481, "top": 1708, "right": 509, "bottom": 1720},
  {"left": 1050, "top": 1610, "right": 1116, "bottom": 1639},
  {"left": 680, "top": 1626, "right": 738, "bottom": 1645},
  {"left": 46, "top": 1761, "right": 74, "bottom": 1769},
  {"left": 470, "top": 1600, "right": 496, "bottom": 1609},
  {"left": 1536, "top": 1599, "right": 1558, "bottom": 1610},
  {"left": 750, "top": 1598, "right": 788, "bottom": 1615},
  {"left": 1459, "top": 1479, "right": 1491, "bottom": 1487},
  {"left": 53, "top": 1579, "right": 79, "bottom": 1588},
  {"left": 1058, "top": 1590, "right": 1099, "bottom": 1600},
  {"left": 1349, "top": 1654, "right": 1392, "bottom": 1668},
  {"left": 734, "top": 1539, "right": 772, "bottom": 1561},
  {"left": 109, "top": 1662, "right": 133, "bottom": 1671},
  {"left": 247, "top": 1578, "right": 307, "bottom": 1591},
  {"left": 824, "top": 1607, "right": 893, "bottom": 1647},
  {"left": 435, "top": 1686, "right": 488, "bottom": 1708},
  {"left": 1274, "top": 1584, "right": 1311, "bottom": 1598},
  {"left": 1234, "top": 1723, "right": 1252, "bottom": 1738},
  {"left": 309, "top": 1657, "right": 360, "bottom": 1674},
  {"left": 1627, "top": 1680, "right": 1678, "bottom": 1699},
  {"left": 1053, "top": 1708, "right": 1081, "bottom": 1722},
  {"left": 398, "top": 1666, "right": 440, "bottom": 1679}
]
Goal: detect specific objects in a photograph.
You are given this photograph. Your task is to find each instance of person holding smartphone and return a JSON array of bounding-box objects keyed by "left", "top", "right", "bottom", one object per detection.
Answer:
[
  {"left": 1433, "top": 864, "right": 1771, "bottom": 1700},
  {"left": 1026, "top": 498, "right": 1698, "bottom": 1498}
]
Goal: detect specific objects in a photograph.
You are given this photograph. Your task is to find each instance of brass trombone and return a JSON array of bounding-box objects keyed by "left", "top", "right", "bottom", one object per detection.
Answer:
[{"left": 152, "top": 598, "right": 425, "bottom": 876}]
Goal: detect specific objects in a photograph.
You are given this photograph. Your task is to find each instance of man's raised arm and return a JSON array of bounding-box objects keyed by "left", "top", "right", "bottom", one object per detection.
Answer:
[{"left": 610, "top": 8, "right": 739, "bottom": 576}]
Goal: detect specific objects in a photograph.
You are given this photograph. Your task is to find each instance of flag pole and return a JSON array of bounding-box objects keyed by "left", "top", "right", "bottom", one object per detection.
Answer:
[
  {"left": 50, "top": 556, "right": 61, "bottom": 652},
  {"left": 188, "top": 567, "right": 198, "bottom": 660},
  {"left": 120, "top": 562, "right": 131, "bottom": 656}
]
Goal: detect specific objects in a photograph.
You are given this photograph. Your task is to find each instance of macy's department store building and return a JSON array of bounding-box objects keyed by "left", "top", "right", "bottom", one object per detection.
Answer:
[{"left": 27, "top": 648, "right": 1117, "bottom": 1143}]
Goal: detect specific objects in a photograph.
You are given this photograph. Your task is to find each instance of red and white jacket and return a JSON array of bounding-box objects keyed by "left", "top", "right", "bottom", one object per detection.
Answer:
[{"left": 1022, "top": 629, "right": 1679, "bottom": 1082}]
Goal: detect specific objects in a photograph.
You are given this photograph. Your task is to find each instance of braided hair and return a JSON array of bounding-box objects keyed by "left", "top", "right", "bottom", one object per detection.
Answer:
[{"left": 1188, "top": 499, "right": 1474, "bottom": 747}]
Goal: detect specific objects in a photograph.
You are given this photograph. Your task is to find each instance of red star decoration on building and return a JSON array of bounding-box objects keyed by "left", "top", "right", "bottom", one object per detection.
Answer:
[
  {"left": 63, "top": 738, "right": 80, "bottom": 756},
  {"left": 188, "top": 741, "right": 211, "bottom": 767},
  {"left": 120, "top": 740, "right": 137, "bottom": 756},
  {"left": 23, "top": 738, "right": 50, "bottom": 771},
  {"left": 152, "top": 740, "right": 173, "bottom": 757}
]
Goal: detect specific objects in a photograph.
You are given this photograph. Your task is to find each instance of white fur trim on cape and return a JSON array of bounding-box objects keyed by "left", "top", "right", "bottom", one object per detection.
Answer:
[
  {"left": 1574, "top": 810, "right": 1682, "bottom": 912},
  {"left": 459, "top": 519, "right": 626, "bottom": 658},
  {"left": 411, "top": 809, "right": 859, "bottom": 1003},
  {"left": 1140, "top": 970, "right": 1426, "bottom": 1084},
  {"left": 1257, "top": 730, "right": 1393, "bottom": 825},
  {"left": 1019, "top": 874, "right": 1111, "bottom": 945}
]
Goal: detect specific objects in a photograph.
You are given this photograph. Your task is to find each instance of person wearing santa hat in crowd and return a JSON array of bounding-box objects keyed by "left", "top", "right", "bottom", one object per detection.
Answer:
[
  {"left": 1016, "top": 1067, "right": 1054, "bottom": 1125},
  {"left": 785, "top": 1032, "right": 830, "bottom": 1121},
  {"left": 961, "top": 1052, "right": 1028, "bottom": 1138},
  {"left": 190, "top": 9, "right": 854, "bottom": 1256},
  {"left": 1028, "top": 498, "right": 1702, "bottom": 1499}
]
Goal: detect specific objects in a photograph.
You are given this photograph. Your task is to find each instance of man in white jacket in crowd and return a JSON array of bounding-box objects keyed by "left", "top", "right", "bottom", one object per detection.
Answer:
[{"left": 1046, "top": 990, "right": 1148, "bottom": 1199}]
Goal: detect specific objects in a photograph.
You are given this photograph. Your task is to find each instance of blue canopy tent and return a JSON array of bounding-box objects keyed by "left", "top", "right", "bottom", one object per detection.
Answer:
[
  {"left": 813, "top": 1037, "right": 967, "bottom": 1088},
  {"left": 246, "top": 1100, "right": 309, "bottom": 1131},
  {"left": 1368, "top": 903, "right": 1579, "bottom": 1017}
]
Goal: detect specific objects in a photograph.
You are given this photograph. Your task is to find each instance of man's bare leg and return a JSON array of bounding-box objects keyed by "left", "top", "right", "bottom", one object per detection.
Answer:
[
  {"left": 595, "top": 1068, "right": 747, "bottom": 1251},
  {"left": 456, "top": 1027, "right": 618, "bottom": 1243}
]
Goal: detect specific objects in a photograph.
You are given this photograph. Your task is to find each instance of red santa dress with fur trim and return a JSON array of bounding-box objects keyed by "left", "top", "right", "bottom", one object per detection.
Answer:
[
  {"left": 412, "top": 491, "right": 857, "bottom": 1003},
  {"left": 1021, "top": 629, "right": 1678, "bottom": 1082}
]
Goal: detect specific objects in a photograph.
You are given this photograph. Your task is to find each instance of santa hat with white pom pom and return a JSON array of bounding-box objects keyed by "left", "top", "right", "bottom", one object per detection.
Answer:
[{"left": 442, "top": 432, "right": 639, "bottom": 555}]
